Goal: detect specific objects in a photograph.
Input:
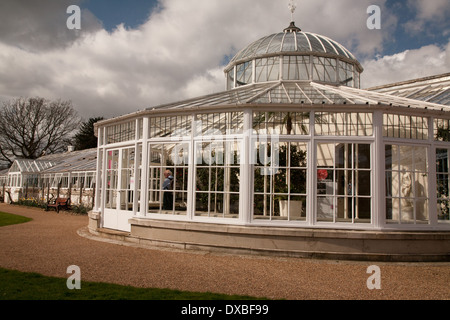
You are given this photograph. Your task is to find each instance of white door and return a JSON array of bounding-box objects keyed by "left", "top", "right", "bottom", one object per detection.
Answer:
[{"left": 103, "top": 148, "right": 136, "bottom": 232}]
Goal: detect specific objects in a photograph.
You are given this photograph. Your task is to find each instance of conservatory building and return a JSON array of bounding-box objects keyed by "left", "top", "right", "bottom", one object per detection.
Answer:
[{"left": 89, "top": 22, "right": 450, "bottom": 261}]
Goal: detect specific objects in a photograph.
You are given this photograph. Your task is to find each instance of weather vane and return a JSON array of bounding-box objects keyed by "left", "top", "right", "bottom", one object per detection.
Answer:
[{"left": 288, "top": 0, "right": 297, "bottom": 22}]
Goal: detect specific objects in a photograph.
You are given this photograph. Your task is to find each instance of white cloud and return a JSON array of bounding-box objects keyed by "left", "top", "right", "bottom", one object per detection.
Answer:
[
  {"left": 0, "top": 0, "right": 442, "bottom": 120},
  {"left": 361, "top": 41, "right": 450, "bottom": 88},
  {"left": 0, "top": 0, "right": 101, "bottom": 51},
  {"left": 404, "top": 0, "right": 450, "bottom": 35}
]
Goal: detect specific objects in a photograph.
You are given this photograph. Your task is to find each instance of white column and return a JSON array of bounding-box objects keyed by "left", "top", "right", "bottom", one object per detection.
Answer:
[
  {"left": 139, "top": 117, "right": 149, "bottom": 217},
  {"left": 187, "top": 114, "right": 197, "bottom": 220},
  {"left": 428, "top": 117, "right": 438, "bottom": 226},
  {"left": 94, "top": 126, "right": 104, "bottom": 210},
  {"left": 373, "top": 111, "right": 384, "bottom": 229},
  {"left": 307, "top": 111, "right": 315, "bottom": 226},
  {"left": 241, "top": 109, "right": 253, "bottom": 224}
]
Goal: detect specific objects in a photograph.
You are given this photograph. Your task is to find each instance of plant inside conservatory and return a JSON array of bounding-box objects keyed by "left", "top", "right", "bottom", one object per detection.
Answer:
[{"left": 254, "top": 143, "right": 307, "bottom": 218}]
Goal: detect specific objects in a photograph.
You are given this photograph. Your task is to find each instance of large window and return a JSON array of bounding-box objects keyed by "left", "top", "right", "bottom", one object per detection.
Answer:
[
  {"left": 316, "top": 143, "right": 371, "bottom": 223},
  {"left": 282, "top": 56, "right": 310, "bottom": 80},
  {"left": 255, "top": 57, "right": 280, "bottom": 82},
  {"left": 236, "top": 61, "right": 252, "bottom": 86},
  {"left": 147, "top": 143, "right": 189, "bottom": 215},
  {"left": 434, "top": 118, "right": 450, "bottom": 142},
  {"left": 312, "top": 57, "right": 337, "bottom": 83},
  {"left": 436, "top": 148, "right": 449, "bottom": 221},
  {"left": 253, "top": 141, "right": 307, "bottom": 221},
  {"left": 105, "top": 150, "right": 119, "bottom": 209},
  {"left": 315, "top": 112, "right": 373, "bottom": 136},
  {"left": 106, "top": 121, "right": 136, "bottom": 144},
  {"left": 194, "top": 140, "right": 241, "bottom": 218},
  {"left": 196, "top": 112, "right": 243, "bottom": 136},
  {"left": 385, "top": 145, "right": 429, "bottom": 224},
  {"left": 338, "top": 61, "right": 354, "bottom": 87},
  {"left": 104, "top": 147, "right": 136, "bottom": 211},
  {"left": 120, "top": 148, "right": 135, "bottom": 211},
  {"left": 253, "top": 112, "right": 309, "bottom": 135},
  {"left": 383, "top": 114, "right": 428, "bottom": 140},
  {"left": 149, "top": 116, "right": 191, "bottom": 139}
]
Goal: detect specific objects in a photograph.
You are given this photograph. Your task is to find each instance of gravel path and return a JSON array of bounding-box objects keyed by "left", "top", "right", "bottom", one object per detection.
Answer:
[{"left": 0, "top": 203, "right": 449, "bottom": 300}]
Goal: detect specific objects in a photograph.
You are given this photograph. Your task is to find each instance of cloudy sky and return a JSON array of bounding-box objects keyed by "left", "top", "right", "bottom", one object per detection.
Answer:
[{"left": 0, "top": 0, "right": 449, "bottom": 120}]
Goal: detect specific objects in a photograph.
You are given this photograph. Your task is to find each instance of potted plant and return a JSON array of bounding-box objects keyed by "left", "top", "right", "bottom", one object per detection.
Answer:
[{"left": 254, "top": 143, "right": 306, "bottom": 218}]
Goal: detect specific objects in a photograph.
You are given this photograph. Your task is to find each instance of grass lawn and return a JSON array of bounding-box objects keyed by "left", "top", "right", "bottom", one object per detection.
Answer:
[
  {"left": 0, "top": 211, "right": 266, "bottom": 300},
  {"left": 0, "top": 211, "right": 32, "bottom": 227},
  {"left": 0, "top": 267, "right": 264, "bottom": 300}
]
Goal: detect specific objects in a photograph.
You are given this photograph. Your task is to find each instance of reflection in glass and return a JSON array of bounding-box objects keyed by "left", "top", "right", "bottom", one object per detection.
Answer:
[
  {"left": 316, "top": 143, "right": 371, "bottom": 223},
  {"left": 194, "top": 140, "right": 241, "bottom": 218},
  {"left": 253, "top": 142, "right": 307, "bottom": 221},
  {"left": 147, "top": 143, "right": 189, "bottom": 215},
  {"left": 385, "top": 145, "right": 429, "bottom": 224}
]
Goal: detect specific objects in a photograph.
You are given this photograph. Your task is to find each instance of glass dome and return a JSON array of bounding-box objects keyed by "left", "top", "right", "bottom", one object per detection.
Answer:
[{"left": 225, "top": 22, "right": 364, "bottom": 89}]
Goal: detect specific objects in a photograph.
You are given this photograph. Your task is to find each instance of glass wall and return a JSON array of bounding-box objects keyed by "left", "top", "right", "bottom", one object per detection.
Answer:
[
  {"left": 253, "top": 112, "right": 309, "bottom": 135},
  {"left": 196, "top": 112, "right": 243, "bottom": 136},
  {"left": 434, "top": 118, "right": 450, "bottom": 141},
  {"left": 255, "top": 57, "right": 279, "bottom": 83},
  {"left": 383, "top": 114, "right": 428, "bottom": 140},
  {"left": 315, "top": 112, "right": 373, "bottom": 136},
  {"left": 119, "top": 147, "right": 135, "bottom": 211},
  {"left": 385, "top": 145, "right": 429, "bottom": 224},
  {"left": 436, "top": 148, "right": 449, "bottom": 221},
  {"left": 312, "top": 57, "right": 337, "bottom": 83},
  {"left": 194, "top": 140, "right": 241, "bottom": 218},
  {"left": 105, "top": 150, "right": 119, "bottom": 209},
  {"left": 253, "top": 141, "right": 307, "bottom": 221},
  {"left": 282, "top": 56, "right": 310, "bottom": 80},
  {"left": 149, "top": 115, "right": 191, "bottom": 139},
  {"left": 147, "top": 142, "right": 189, "bottom": 215},
  {"left": 96, "top": 109, "right": 450, "bottom": 231},
  {"left": 104, "top": 148, "right": 136, "bottom": 211},
  {"left": 236, "top": 61, "right": 252, "bottom": 87},
  {"left": 316, "top": 143, "right": 372, "bottom": 223},
  {"left": 106, "top": 121, "right": 136, "bottom": 144},
  {"left": 226, "top": 55, "right": 361, "bottom": 88},
  {"left": 338, "top": 61, "right": 355, "bottom": 87}
]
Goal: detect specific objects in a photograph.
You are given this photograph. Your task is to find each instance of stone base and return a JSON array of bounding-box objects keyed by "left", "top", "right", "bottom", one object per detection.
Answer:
[{"left": 87, "top": 213, "right": 450, "bottom": 262}]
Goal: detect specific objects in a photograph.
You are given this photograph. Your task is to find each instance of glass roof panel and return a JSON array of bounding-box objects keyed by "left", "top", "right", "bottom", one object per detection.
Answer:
[
  {"left": 266, "top": 33, "right": 285, "bottom": 54},
  {"left": 326, "top": 39, "right": 349, "bottom": 58},
  {"left": 306, "top": 33, "right": 325, "bottom": 53},
  {"left": 319, "top": 36, "right": 338, "bottom": 55},
  {"left": 296, "top": 32, "right": 311, "bottom": 51},
  {"left": 281, "top": 32, "right": 296, "bottom": 52},
  {"left": 240, "top": 38, "right": 265, "bottom": 60},
  {"left": 254, "top": 34, "right": 277, "bottom": 55}
]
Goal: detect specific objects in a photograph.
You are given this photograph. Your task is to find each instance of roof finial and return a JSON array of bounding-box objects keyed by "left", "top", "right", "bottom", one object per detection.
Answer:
[
  {"left": 284, "top": 0, "right": 301, "bottom": 33},
  {"left": 288, "top": 0, "right": 297, "bottom": 22}
]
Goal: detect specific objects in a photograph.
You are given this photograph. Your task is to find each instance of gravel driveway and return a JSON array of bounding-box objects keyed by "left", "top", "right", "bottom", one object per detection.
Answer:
[{"left": 0, "top": 203, "right": 449, "bottom": 300}]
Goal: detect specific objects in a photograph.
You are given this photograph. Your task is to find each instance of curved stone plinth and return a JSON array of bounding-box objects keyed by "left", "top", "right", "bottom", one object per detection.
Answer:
[{"left": 88, "top": 214, "right": 450, "bottom": 262}]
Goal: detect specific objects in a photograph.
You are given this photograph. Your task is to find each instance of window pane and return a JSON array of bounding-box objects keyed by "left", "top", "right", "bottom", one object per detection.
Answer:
[
  {"left": 316, "top": 143, "right": 371, "bottom": 223},
  {"left": 383, "top": 114, "right": 428, "bottom": 140},
  {"left": 437, "top": 148, "right": 450, "bottom": 221},
  {"left": 253, "top": 141, "right": 308, "bottom": 221},
  {"left": 386, "top": 144, "right": 429, "bottom": 224},
  {"left": 148, "top": 143, "right": 189, "bottom": 216}
]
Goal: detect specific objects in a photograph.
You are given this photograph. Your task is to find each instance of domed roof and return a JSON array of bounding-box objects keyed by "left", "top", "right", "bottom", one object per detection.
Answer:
[{"left": 226, "top": 22, "right": 361, "bottom": 71}]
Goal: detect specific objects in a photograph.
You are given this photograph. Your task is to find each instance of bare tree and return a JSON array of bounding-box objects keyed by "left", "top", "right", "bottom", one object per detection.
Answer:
[{"left": 0, "top": 97, "right": 80, "bottom": 167}]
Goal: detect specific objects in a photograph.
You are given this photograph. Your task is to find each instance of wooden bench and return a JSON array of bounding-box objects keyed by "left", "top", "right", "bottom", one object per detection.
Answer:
[{"left": 46, "top": 197, "right": 70, "bottom": 213}]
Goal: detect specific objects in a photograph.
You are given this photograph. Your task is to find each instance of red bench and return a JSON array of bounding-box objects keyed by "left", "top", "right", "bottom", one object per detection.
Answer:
[{"left": 46, "top": 197, "right": 70, "bottom": 213}]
